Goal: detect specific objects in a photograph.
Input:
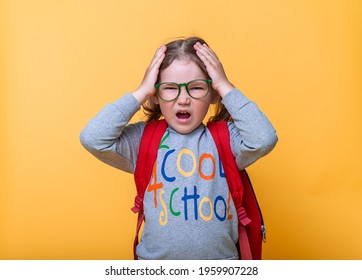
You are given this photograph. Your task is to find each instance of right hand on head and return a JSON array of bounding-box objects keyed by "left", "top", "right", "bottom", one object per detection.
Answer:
[{"left": 132, "top": 45, "right": 167, "bottom": 104}]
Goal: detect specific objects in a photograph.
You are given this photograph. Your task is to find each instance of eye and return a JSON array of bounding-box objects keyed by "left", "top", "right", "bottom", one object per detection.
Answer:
[
  {"left": 190, "top": 86, "right": 205, "bottom": 90},
  {"left": 189, "top": 82, "right": 208, "bottom": 91},
  {"left": 160, "top": 84, "right": 178, "bottom": 91}
]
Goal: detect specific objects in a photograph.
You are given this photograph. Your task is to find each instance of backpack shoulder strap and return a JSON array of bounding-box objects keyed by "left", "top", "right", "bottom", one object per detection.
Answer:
[
  {"left": 207, "top": 121, "right": 253, "bottom": 260},
  {"left": 131, "top": 119, "right": 168, "bottom": 259},
  {"left": 133, "top": 119, "right": 168, "bottom": 202}
]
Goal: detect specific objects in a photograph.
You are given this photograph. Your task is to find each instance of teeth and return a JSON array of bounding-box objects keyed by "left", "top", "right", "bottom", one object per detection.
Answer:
[{"left": 177, "top": 111, "right": 190, "bottom": 119}]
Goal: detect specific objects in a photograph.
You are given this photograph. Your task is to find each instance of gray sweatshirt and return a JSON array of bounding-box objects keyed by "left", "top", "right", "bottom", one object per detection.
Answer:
[{"left": 80, "top": 89, "right": 277, "bottom": 259}]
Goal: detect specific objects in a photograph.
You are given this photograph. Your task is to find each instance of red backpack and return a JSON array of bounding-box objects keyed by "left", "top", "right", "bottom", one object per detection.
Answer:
[{"left": 131, "top": 119, "right": 266, "bottom": 260}]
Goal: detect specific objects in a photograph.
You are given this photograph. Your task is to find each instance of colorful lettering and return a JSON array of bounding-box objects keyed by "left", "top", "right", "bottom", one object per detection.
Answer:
[
  {"left": 214, "top": 196, "right": 227, "bottom": 221},
  {"left": 147, "top": 162, "right": 163, "bottom": 208},
  {"left": 199, "top": 197, "right": 213, "bottom": 221},
  {"left": 159, "top": 189, "right": 168, "bottom": 225},
  {"left": 181, "top": 186, "right": 200, "bottom": 221},
  {"left": 159, "top": 130, "right": 170, "bottom": 149},
  {"left": 177, "top": 149, "right": 196, "bottom": 177},
  {"left": 146, "top": 136, "right": 235, "bottom": 224},
  {"left": 199, "top": 153, "right": 216, "bottom": 180},
  {"left": 161, "top": 149, "right": 176, "bottom": 182},
  {"left": 227, "top": 191, "right": 233, "bottom": 220},
  {"left": 169, "top": 188, "right": 180, "bottom": 216},
  {"left": 219, "top": 157, "right": 226, "bottom": 178}
]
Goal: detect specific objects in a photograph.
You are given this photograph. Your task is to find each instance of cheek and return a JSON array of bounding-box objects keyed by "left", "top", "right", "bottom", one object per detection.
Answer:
[
  {"left": 158, "top": 102, "right": 172, "bottom": 116},
  {"left": 195, "top": 100, "right": 212, "bottom": 116}
]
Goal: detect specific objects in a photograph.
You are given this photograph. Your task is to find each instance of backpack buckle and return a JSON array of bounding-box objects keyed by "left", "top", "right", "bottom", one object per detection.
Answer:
[
  {"left": 131, "top": 195, "right": 143, "bottom": 213},
  {"left": 237, "top": 207, "right": 251, "bottom": 226}
]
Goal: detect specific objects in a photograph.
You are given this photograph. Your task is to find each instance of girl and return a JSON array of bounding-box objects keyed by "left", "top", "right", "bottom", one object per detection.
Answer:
[{"left": 80, "top": 37, "right": 277, "bottom": 260}]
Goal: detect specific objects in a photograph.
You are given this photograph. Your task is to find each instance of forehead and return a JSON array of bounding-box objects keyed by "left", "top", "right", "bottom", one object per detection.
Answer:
[{"left": 160, "top": 59, "right": 207, "bottom": 82}]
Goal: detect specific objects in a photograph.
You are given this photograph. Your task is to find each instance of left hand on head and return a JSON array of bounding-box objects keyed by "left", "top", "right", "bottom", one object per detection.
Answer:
[{"left": 194, "top": 42, "right": 234, "bottom": 98}]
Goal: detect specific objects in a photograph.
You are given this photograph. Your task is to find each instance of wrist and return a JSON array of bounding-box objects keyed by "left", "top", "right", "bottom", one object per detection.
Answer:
[
  {"left": 217, "top": 82, "right": 235, "bottom": 98},
  {"left": 131, "top": 87, "right": 153, "bottom": 104}
]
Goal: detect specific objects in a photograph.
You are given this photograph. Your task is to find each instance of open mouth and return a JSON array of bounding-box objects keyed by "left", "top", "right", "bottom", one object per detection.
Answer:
[{"left": 176, "top": 111, "right": 191, "bottom": 120}]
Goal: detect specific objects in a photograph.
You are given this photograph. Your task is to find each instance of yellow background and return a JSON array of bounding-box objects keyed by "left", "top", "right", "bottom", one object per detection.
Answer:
[{"left": 1, "top": 0, "right": 361, "bottom": 259}]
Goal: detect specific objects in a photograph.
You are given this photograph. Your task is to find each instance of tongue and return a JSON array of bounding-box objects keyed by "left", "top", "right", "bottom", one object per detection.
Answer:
[{"left": 177, "top": 112, "right": 191, "bottom": 119}]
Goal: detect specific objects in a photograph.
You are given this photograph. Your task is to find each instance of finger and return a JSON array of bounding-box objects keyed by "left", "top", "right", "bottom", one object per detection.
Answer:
[
  {"left": 194, "top": 42, "right": 219, "bottom": 61},
  {"left": 148, "top": 45, "right": 166, "bottom": 72},
  {"left": 149, "top": 45, "right": 166, "bottom": 67},
  {"left": 195, "top": 44, "right": 219, "bottom": 68},
  {"left": 200, "top": 43, "right": 219, "bottom": 60},
  {"left": 150, "top": 50, "right": 165, "bottom": 70},
  {"left": 196, "top": 48, "right": 218, "bottom": 69}
]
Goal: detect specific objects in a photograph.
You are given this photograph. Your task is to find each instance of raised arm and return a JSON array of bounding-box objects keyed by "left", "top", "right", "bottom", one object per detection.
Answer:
[
  {"left": 194, "top": 42, "right": 277, "bottom": 169},
  {"left": 80, "top": 44, "right": 167, "bottom": 173}
]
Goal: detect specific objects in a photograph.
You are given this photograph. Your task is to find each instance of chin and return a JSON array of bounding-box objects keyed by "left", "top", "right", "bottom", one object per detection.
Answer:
[{"left": 170, "top": 124, "right": 198, "bottom": 135}]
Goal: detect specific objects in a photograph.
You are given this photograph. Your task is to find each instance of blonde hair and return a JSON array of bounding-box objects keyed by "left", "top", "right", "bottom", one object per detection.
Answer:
[{"left": 142, "top": 37, "right": 232, "bottom": 123}]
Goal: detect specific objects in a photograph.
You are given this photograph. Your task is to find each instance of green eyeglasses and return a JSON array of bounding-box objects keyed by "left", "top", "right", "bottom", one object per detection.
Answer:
[{"left": 155, "top": 79, "right": 212, "bottom": 102}]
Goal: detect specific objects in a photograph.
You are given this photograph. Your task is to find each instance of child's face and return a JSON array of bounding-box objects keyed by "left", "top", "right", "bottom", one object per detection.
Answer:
[{"left": 155, "top": 59, "right": 216, "bottom": 134}]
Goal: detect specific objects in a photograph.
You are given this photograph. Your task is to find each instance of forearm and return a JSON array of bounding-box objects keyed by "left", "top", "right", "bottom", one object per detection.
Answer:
[
  {"left": 222, "top": 89, "right": 278, "bottom": 169},
  {"left": 80, "top": 93, "right": 143, "bottom": 172}
]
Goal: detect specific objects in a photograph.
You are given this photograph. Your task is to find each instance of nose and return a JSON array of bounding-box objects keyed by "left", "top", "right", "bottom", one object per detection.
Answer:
[{"left": 177, "top": 86, "right": 190, "bottom": 104}]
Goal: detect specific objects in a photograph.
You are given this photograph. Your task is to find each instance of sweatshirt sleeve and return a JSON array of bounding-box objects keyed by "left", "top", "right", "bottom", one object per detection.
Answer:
[
  {"left": 79, "top": 93, "right": 146, "bottom": 173},
  {"left": 222, "top": 89, "right": 278, "bottom": 170}
]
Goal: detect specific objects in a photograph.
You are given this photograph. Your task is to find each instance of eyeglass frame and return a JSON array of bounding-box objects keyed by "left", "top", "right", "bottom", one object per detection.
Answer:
[{"left": 154, "top": 79, "right": 212, "bottom": 102}]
